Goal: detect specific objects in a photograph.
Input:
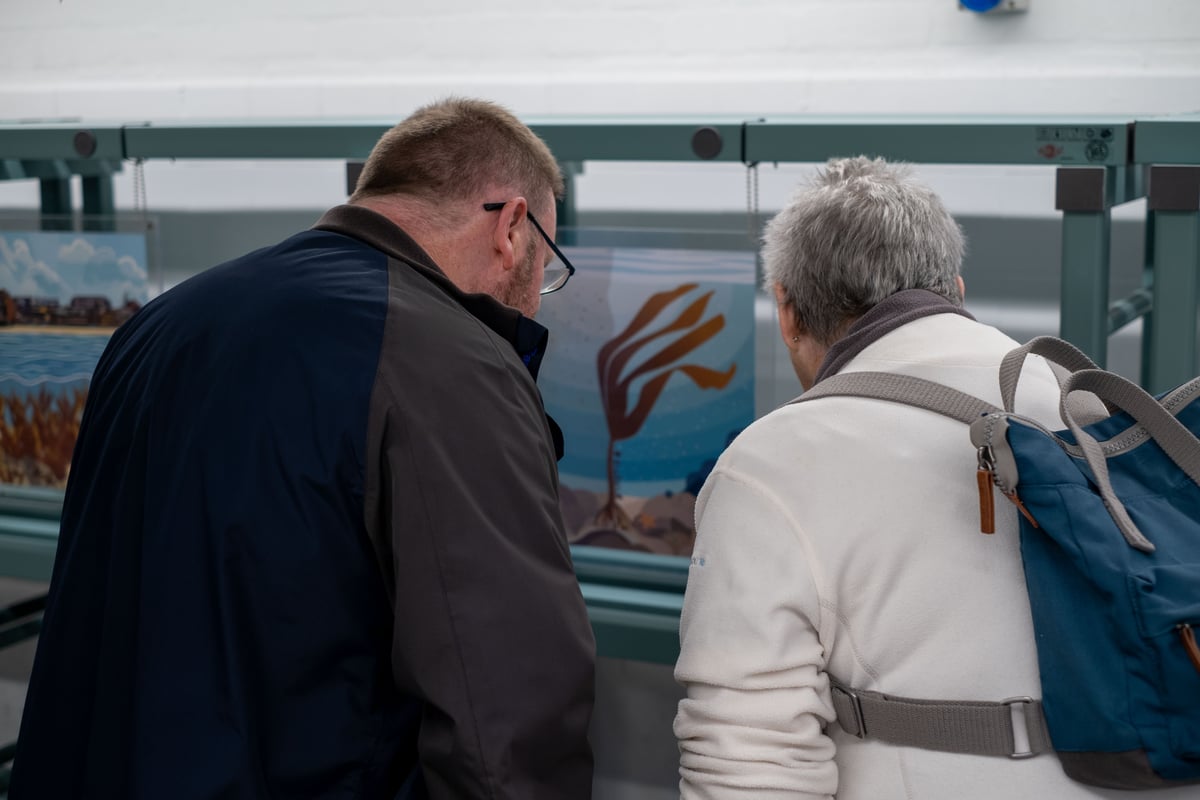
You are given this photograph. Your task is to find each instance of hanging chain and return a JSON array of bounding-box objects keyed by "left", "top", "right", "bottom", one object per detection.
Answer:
[
  {"left": 741, "top": 117, "right": 765, "bottom": 280},
  {"left": 746, "top": 161, "right": 760, "bottom": 246},
  {"left": 132, "top": 158, "right": 148, "bottom": 224},
  {"left": 746, "top": 161, "right": 761, "bottom": 277}
]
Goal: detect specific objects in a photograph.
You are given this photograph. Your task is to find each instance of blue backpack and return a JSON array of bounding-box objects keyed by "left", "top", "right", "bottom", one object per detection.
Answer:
[{"left": 798, "top": 336, "right": 1200, "bottom": 790}]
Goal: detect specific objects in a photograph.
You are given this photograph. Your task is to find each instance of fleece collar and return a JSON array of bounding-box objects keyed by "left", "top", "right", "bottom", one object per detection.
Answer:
[{"left": 812, "top": 289, "right": 975, "bottom": 385}]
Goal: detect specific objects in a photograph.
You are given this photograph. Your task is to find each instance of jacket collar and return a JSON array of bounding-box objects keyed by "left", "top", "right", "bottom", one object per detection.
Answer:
[
  {"left": 312, "top": 204, "right": 551, "bottom": 380},
  {"left": 812, "top": 289, "right": 975, "bottom": 385}
]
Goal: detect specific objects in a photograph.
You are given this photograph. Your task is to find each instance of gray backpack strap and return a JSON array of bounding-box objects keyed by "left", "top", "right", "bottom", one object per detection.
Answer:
[
  {"left": 793, "top": 371, "right": 1002, "bottom": 423},
  {"left": 998, "top": 336, "right": 1100, "bottom": 413},
  {"left": 830, "top": 682, "right": 1052, "bottom": 759},
  {"left": 799, "top": 372, "right": 1052, "bottom": 759},
  {"left": 1058, "top": 370, "right": 1200, "bottom": 553}
]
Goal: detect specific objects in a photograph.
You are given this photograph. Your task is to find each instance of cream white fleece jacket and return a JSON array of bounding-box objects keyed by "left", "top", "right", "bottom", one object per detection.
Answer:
[{"left": 675, "top": 314, "right": 1197, "bottom": 800}]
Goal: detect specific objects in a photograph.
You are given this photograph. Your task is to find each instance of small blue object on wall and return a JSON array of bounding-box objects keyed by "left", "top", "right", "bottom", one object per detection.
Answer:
[{"left": 959, "top": 0, "right": 1029, "bottom": 12}]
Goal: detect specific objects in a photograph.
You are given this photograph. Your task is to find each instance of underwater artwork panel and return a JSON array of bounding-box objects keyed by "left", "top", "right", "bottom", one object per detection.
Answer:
[{"left": 536, "top": 246, "right": 756, "bottom": 556}]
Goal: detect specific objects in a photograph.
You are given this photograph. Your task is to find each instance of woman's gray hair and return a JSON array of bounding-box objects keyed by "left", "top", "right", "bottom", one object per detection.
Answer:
[{"left": 762, "top": 156, "right": 965, "bottom": 345}]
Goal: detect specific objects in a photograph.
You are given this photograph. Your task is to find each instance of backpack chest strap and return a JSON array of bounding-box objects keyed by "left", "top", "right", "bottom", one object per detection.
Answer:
[{"left": 830, "top": 681, "right": 1052, "bottom": 759}]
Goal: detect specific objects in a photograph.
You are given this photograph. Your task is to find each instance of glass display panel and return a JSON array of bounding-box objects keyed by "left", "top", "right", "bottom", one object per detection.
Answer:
[
  {"left": 0, "top": 215, "right": 158, "bottom": 491},
  {"left": 538, "top": 228, "right": 760, "bottom": 557}
]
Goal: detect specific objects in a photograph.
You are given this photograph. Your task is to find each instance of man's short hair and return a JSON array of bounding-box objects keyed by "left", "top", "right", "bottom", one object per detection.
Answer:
[
  {"left": 763, "top": 156, "right": 965, "bottom": 345},
  {"left": 350, "top": 97, "right": 563, "bottom": 215}
]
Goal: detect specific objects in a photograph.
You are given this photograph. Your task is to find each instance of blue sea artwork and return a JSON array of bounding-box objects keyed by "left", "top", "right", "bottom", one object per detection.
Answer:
[
  {"left": 0, "top": 230, "right": 148, "bottom": 487},
  {"left": 536, "top": 246, "right": 756, "bottom": 555}
]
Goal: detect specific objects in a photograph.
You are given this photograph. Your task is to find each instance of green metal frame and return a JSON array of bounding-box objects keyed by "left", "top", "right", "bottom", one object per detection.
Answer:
[
  {"left": 1135, "top": 114, "right": 1200, "bottom": 394},
  {"left": 2, "top": 113, "right": 1198, "bottom": 664}
]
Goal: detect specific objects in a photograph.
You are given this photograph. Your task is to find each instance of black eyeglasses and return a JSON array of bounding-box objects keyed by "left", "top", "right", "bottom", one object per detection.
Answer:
[{"left": 483, "top": 201, "right": 576, "bottom": 294}]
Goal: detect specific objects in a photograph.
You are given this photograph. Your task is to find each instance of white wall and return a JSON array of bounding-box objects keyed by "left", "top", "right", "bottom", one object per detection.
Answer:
[
  {"left": 3, "top": 0, "right": 1199, "bottom": 118},
  {"left": 1, "top": 0, "right": 1199, "bottom": 215}
]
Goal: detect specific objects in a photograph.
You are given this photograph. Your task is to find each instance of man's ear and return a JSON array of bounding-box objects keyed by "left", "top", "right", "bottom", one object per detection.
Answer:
[{"left": 490, "top": 197, "right": 529, "bottom": 274}]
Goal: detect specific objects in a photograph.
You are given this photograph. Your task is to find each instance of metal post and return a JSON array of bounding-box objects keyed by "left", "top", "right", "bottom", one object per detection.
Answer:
[
  {"left": 1139, "top": 212, "right": 1157, "bottom": 389},
  {"left": 1056, "top": 167, "right": 1113, "bottom": 366},
  {"left": 1145, "top": 165, "right": 1200, "bottom": 393},
  {"left": 39, "top": 175, "right": 72, "bottom": 231},
  {"left": 82, "top": 172, "right": 116, "bottom": 232},
  {"left": 556, "top": 161, "right": 582, "bottom": 246}
]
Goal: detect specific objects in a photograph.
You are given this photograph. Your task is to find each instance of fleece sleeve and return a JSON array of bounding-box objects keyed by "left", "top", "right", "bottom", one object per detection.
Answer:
[
  {"left": 674, "top": 465, "right": 838, "bottom": 800},
  {"left": 368, "top": 331, "right": 596, "bottom": 799}
]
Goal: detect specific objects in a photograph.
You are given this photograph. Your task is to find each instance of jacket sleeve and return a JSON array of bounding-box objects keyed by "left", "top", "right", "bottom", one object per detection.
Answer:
[
  {"left": 675, "top": 465, "right": 838, "bottom": 800},
  {"left": 368, "top": 335, "right": 596, "bottom": 799}
]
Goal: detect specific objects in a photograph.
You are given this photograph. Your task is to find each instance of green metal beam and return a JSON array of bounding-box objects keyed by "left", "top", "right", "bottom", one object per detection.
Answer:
[
  {"left": 123, "top": 122, "right": 391, "bottom": 160},
  {"left": 1133, "top": 113, "right": 1200, "bottom": 165},
  {"left": 0, "top": 115, "right": 1142, "bottom": 166},
  {"left": 0, "top": 123, "right": 124, "bottom": 160},
  {"left": 0, "top": 159, "right": 25, "bottom": 180},
  {"left": 0, "top": 486, "right": 63, "bottom": 520},
  {"left": 119, "top": 119, "right": 752, "bottom": 162},
  {"left": 746, "top": 116, "right": 1131, "bottom": 166},
  {"left": 571, "top": 546, "right": 688, "bottom": 593},
  {"left": 0, "top": 516, "right": 59, "bottom": 583},
  {"left": 532, "top": 121, "right": 745, "bottom": 162},
  {"left": 580, "top": 582, "right": 683, "bottom": 665}
]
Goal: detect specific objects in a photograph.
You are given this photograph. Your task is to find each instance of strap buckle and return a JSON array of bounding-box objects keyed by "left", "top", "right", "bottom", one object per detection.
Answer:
[
  {"left": 1003, "top": 696, "right": 1035, "bottom": 759},
  {"left": 832, "top": 684, "right": 867, "bottom": 739}
]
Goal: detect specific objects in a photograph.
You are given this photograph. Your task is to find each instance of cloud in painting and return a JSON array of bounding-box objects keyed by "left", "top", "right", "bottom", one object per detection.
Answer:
[
  {"left": 57, "top": 236, "right": 149, "bottom": 303},
  {"left": 0, "top": 235, "right": 73, "bottom": 299}
]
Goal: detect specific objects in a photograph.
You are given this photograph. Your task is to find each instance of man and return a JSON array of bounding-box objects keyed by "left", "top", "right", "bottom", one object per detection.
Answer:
[
  {"left": 12, "top": 97, "right": 595, "bottom": 799},
  {"left": 673, "top": 157, "right": 1195, "bottom": 799}
]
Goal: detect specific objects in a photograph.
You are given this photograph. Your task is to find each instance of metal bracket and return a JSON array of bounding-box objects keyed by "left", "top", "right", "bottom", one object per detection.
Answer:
[{"left": 1148, "top": 165, "right": 1200, "bottom": 212}]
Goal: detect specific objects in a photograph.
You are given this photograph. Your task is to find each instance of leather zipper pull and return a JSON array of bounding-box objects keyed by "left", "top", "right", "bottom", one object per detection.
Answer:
[
  {"left": 1004, "top": 491, "right": 1039, "bottom": 529},
  {"left": 976, "top": 447, "right": 996, "bottom": 534},
  {"left": 1180, "top": 624, "right": 1200, "bottom": 675},
  {"left": 976, "top": 468, "right": 996, "bottom": 534}
]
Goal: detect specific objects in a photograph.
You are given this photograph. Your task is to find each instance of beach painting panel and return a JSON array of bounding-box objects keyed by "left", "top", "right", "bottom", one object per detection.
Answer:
[
  {"left": 0, "top": 230, "right": 149, "bottom": 487},
  {"left": 536, "top": 247, "right": 756, "bottom": 557}
]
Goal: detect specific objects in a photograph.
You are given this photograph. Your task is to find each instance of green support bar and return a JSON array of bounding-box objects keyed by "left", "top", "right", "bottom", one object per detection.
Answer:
[
  {"left": 0, "top": 159, "right": 25, "bottom": 180},
  {"left": 556, "top": 161, "right": 583, "bottom": 244},
  {"left": 1145, "top": 166, "right": 1200, "bottom": 393},
  {"left": 1059, "top": 209, "right": 1111, "bottom": 365},
  {"left": 1133, "top": 113, "right": 1200, "bottom": 166},
  {"left": 1054, "top": 166, "right": 1146, "bottom": 366},
  {"left": 1134, "top": 116, "right": 1200, "bottom": 391},
  {"left": 0, "top": 515, "right": 60, "bottom": 582},
  {"left": 82, "top": 172, "right": 116, "bottom": 231},
  {"left": 580, "top": 583, "right": 683, "bottom": 665},
  {"left": 39, "top": 174, "right": 72, "bottom": 232},
  {"left": 1146, "top": 213, "right": 1200, "bottom": 392}
]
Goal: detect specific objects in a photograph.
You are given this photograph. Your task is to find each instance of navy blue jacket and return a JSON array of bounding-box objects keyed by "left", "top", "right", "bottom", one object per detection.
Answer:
[{"left": 11, "top": 206, "right": 595, "bottom": 799}]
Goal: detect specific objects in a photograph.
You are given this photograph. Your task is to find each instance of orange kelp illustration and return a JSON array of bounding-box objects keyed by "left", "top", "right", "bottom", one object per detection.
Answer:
[
  {"left": 0, "top": 386, "right": 87, "bottom": 487},
  {"left": 594, "top": 283, "right": 735, "bottom": 529}
]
